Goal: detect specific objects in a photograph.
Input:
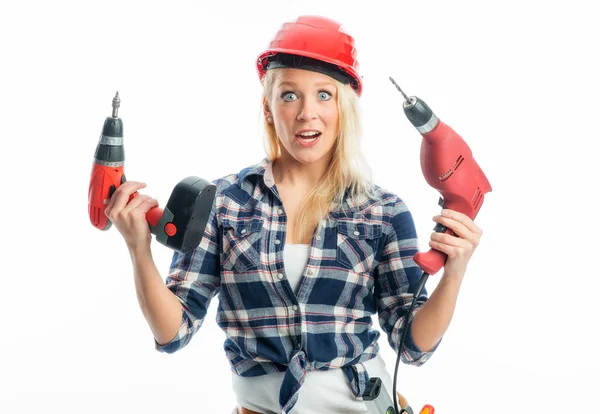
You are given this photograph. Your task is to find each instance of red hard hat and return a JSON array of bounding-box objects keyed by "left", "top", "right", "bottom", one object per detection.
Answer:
[{"left": 257, "top": 15, "right": 363, "bottom": 96}]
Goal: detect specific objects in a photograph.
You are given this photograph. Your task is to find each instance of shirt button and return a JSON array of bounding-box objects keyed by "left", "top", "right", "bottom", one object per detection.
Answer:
[
  {"left": 278, "top": 208, "right": 284, "bottom": 214},
  {"left": 353, "top": 231, "right": 360, "bottom": 236},
  {"left": 275, "top": 239, "right": 281, "bottom": 245},
  {"left": 241, "top": 229, "right": 247, "bottom": 234},
  {"left": 277, "top": 273, "right": 284, "bottom": 280},
  {"left": 316, "top": 235, "right": 321, "bottom": 241},
  {"left": 292, "top": 305, "right": 298, "bottom": 312},
  {"left": 307, "top": 270, "right": 313, "bottom": 276}
]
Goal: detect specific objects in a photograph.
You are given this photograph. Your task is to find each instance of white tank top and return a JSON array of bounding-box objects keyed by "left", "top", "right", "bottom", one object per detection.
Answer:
[{"left": 232, "top": 244, "right": 394, "bottom": 413}]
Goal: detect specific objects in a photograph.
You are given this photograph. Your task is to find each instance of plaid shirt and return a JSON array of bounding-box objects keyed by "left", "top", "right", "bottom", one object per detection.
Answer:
[{"left": 156, "top": 158, "right": 439, "bottom": 413}]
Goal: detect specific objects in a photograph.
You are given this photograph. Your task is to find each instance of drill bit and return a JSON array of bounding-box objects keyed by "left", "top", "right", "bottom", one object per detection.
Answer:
[
  {"left": 112, "top": 91, "right": 120, "bottom": 118},
  {"left": 388, "top": 77, "right": 410, "bottom": 102}
]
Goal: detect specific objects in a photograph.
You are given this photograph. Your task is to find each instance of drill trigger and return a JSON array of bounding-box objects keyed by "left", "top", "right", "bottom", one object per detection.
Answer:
[{"left": 433, "top": 222, "right": 447, "bottom": 233}]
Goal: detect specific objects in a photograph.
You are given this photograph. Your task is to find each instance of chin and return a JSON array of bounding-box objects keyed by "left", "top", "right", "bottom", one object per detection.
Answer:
[{"left": 293, "top": 152, "right": 327, "bottom": 165}]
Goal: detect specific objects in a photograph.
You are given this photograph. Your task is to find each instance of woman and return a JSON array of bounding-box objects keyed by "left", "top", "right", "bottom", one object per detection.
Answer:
[{"left": 105, "top": 15, "right": 482, "bottom": 414}]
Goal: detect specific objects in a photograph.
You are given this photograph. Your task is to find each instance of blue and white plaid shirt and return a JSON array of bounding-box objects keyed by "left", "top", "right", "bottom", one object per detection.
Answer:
[{"left": 156, "top": 158, "right": 439, "bottom": 413}]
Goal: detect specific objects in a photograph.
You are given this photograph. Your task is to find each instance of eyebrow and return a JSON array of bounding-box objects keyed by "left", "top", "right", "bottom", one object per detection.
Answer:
[{"left": 278, "top": 81, "right": 335, "bottom": 88}]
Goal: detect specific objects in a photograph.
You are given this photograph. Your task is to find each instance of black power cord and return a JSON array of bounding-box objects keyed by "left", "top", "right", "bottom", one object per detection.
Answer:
[{"left": 392, "top": 271, "right": 429, "bottom": 414}]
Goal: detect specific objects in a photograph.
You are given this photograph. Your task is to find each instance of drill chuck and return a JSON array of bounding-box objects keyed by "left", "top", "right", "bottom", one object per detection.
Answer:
[
  {"left": 100, "top": 116, "right": 124, "bottom": 145},
  {"left": 94, "top": 92, "right": 124, "bottom": 167},
  {"left": 388, "top": 77, "right": 439, "bottom": 135},
  {"left": 402, "top": 96, "right": 439, "bottom": 135},
  {"left": 102, "top": 91, "right": 123, "bottom": 142}
]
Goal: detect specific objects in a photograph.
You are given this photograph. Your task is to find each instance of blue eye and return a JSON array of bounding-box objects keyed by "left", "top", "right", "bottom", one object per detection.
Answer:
[
  {"left": 318, "top": 91, "right": 332, "bottom": 101},
  {"left": 281, "top": 92, "right": 297, "bottom": 102}
]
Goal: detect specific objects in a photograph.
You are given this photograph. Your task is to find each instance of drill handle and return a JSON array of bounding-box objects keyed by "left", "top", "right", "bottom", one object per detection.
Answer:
[
  {"left": 413, "top": 223, "right": 453, "bottom": 275},
  {"left": 128, "top": 192, "right": 177, "bottom": 238},
  {"left": 128, "top": 192, "right": 161, "bottom": 225}
]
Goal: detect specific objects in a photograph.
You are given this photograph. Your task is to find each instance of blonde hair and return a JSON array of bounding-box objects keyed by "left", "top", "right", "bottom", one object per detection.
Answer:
[{"left": 261, "top": 69, "right": 378, "bottom": 243}]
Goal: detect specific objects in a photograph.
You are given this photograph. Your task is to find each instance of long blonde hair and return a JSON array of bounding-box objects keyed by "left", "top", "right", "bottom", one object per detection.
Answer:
[{"left": 261, "top": 69, "right": 377, "bottom": 243}]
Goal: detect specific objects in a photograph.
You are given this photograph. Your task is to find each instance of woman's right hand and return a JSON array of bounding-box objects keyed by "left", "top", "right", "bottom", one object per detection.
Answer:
[{"left": 104, "top": 181, "right": 159, "bottom": 252}]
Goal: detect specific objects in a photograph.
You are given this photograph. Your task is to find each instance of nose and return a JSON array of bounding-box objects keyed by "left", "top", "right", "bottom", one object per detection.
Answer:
[{"left": 297, "top": 97, "right": 318, "bottom": 121}]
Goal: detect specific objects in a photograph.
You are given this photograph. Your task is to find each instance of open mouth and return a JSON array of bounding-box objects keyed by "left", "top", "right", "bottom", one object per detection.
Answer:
[
  {"left": 295, "top": 131, "right": 322, "bottom": 142},
  {"left": 295, "top": 130, "right": 322, "bottom": 148}
]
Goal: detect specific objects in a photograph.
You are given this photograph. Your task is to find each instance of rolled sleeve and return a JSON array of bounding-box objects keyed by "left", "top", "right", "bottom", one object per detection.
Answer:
[
  {"left": 155, "top": 304, "right": 197, "bottom": 353},
  {"left": 374, "top": 197, "right": 440, "bottom": 366},
  {"left": 155, "top": 199, "right": 221, "bottom": 354}
]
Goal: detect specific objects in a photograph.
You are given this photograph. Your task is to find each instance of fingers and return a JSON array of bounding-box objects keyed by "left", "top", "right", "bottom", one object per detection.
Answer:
[
  {"left": 105, "top": 181, "right": 146, "bottom": 220},
  {"left": 430, "top": 209, "right": 482, "bottom": 277},
  {"left": 430, "top": 209, "right": 481, "bottom": 259},
  {"left": 428, "top": 237, "right": 469, "bottom": 257},
  {"left": 430, "top": 231, "right": 468, "bottom": 248},
  {"left": 442, "top": 209, "right": 482, "bottom": 233},
  {"left": 433, "top": 209, "right": 482, "bottom": 245},
  {"left": 121, "top": 194, "right": 158, "bottom": 217}
]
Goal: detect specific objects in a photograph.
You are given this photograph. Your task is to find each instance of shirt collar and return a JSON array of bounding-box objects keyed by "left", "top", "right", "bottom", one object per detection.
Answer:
[
  {"left": 236, "top": 157, "right": 272, "bottom": 187},
  {"left": 236, "top": 157, "right": 369, "bottom": 214}
]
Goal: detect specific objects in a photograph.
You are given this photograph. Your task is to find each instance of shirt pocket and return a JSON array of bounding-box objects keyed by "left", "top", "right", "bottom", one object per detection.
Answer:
[
  {"left": 221, "top": 217, "right": 264, "bottom": 273},
  {"left": 336, "top": 221, "right": 383, "bottom": 274}
]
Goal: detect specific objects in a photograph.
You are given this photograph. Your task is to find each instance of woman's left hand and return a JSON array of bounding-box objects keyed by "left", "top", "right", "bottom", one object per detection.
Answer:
[{"left": 430, "top": 209, "right": 483, "bottom": 279}]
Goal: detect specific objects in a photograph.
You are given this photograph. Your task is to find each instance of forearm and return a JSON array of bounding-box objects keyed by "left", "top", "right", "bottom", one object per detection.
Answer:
[
  {"left": 129, "top": 246, "right": 184, "bottom": 345},
  {"left": 409, "top": 272, "right": 464, "bottom": 352}
]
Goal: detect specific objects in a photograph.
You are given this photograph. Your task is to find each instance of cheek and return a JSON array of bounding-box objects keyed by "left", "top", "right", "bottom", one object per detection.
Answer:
[
  {"left": 274, "top": 111, "right": 299, "bottom": 138},
  {"left": 323, "top": 107, "right": 339, "bottom": 130},
  {"left": 273, "top": 105, "right": 294, "bottom": 124},
  {"left": 322, "top": 100, "right": 338, "bottom": 118}
]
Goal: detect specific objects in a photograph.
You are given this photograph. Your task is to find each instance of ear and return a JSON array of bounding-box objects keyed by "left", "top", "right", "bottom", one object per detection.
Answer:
[
  {"left": 262, "top": 97, "right": 271, "bottom": 118},
  {"left": 263, "top": 97, "right": 274, "bottom": 124}
]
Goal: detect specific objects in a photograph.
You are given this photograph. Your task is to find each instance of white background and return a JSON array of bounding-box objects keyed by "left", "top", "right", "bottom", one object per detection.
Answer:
[{"left": 1, "top": 1, "right": 598, "bottom": 413}]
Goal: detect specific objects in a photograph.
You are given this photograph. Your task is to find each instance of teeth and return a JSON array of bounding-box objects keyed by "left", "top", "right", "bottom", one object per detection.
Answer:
[{"left": 298, "top": 131, "right": 320, "bottom": 137}]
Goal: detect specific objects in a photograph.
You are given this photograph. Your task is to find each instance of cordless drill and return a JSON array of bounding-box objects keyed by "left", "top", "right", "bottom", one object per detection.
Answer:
[
  {"left": 364, "top": 79, "right": 492, "bottom": 414},
  {"left": 88, "top": 92, "right": 216, "bottom": 253}
]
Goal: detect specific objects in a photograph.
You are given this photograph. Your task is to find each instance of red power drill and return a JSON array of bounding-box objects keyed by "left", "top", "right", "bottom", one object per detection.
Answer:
[
  {"left": 88, "top": 92, "right": 216, "bottom": 253},
  {"left": 389, "top": 77, "right": 492, "bottom": 275},
  {"left": 364, "top": 80, "right": 492, "bottom": 414}
]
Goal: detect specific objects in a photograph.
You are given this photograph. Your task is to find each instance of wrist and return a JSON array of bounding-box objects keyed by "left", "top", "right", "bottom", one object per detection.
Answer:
[
  {"left": 442, "top": 270, "right": 465, "bottom": 283},
  {"left": 128, "top": 243, "right": 153, "bottom": 262}
]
